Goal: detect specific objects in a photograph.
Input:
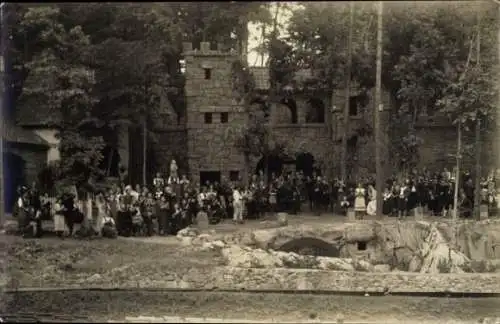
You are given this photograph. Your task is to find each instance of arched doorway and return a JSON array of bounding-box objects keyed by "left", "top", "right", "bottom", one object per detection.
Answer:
[
  {"left": 256, "top": 154, "right": 284, "bottom": 182},
  {"left": 280, "top": 98, "right": 298, "bottom": 124},
  {"left": 305, "top": 98, "right": 325, "bottom": 123},
  {"left": 249, "top": 97, "right": 270, "bottom": 121},
  {"left": 295, "top": 152, "right": 315, "bottom": 178},
  {"left": 3, "top": 152, "right": 26, "bottom": 213},
  {"left": 277, "top": 237, "right": 340, "bottom": 257}
]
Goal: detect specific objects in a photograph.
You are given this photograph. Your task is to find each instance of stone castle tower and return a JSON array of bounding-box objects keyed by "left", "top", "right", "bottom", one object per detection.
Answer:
[{"left": 183, "top": 42, "right": 246, "bottom": 185}]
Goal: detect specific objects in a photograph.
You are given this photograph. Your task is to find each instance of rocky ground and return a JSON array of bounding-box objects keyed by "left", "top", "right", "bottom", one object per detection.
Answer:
[
  {"left": 3, "top": 215, "right": 500, "bottom": 291},
  {"left": 176, "top": 218, "right": 500, "bottom": 274}
]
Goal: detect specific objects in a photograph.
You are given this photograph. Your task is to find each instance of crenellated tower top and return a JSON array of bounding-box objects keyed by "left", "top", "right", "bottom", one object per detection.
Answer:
[{"left": 182, "top": 41, "right": 239, "bottom": 57}]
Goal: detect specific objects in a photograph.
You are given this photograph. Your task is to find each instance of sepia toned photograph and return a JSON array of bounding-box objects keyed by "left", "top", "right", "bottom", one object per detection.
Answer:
[{"left": 0, "top": 1, "right": 499, "bottom": 323}]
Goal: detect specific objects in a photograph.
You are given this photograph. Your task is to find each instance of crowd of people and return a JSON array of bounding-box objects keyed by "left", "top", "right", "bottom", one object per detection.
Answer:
[{"left": 11, "top": 159, "right": 500, "bottom": 239}]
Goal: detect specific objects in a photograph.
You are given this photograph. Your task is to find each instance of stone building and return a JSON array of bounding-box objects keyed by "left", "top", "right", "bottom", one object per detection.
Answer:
[
  {"left": 169, "top": 41, "right": 496, "bottom": 184},
  {"left": 2, "top": 121, "right": 50, "bottom": 212},
  {"left": 172, "top": 42, "right": 390, "bottom": 184}
]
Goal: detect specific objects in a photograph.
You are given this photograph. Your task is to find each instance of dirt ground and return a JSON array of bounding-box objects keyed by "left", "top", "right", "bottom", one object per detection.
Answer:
[
  {"left": 0, "top": 234, "right": 222, "bottom": 289},
  {"left": 2, "top": 290, "right": 499, "bottom": 323},
  {"left": 2, "top": 217, "right": 500, "bottom": 323}
]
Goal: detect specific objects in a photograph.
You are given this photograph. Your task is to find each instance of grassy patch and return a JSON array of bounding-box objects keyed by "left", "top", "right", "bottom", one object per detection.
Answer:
[{"left": 1, "top": 236, "right": 222, "bottom": 288}]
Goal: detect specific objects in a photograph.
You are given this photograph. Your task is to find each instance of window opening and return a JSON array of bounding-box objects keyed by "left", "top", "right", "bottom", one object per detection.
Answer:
[
  {"left": 220, "top": 112, "right": 229, "bottom": 123},
  {"left": 357, "top": 241, "right": 367, "bottom": 251},
  {"left": 204, "top": 68, "right": 212, "bottom": 80},
  {"left": 229, "top": 171, "right": 240, "bottom": 182}
]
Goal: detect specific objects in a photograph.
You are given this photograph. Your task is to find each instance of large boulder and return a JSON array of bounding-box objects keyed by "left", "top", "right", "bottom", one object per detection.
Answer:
[
  {"left": 343, "top": 223, "right": 376, "bottom": 243},
  {"left": 221, "top": 245, "right": 284, "bottom": 268},
  {"left": 220, "top": 245, "right": 376, "bottom": 271},
  {"left": 420, "top": 223, "right": 469, "bottom": 273},
  {"left": 455, "top": 220, "right": 500, "bottom": 260},
  {"left": 316, "top": 257, "right": 355, "bottom": 271}
]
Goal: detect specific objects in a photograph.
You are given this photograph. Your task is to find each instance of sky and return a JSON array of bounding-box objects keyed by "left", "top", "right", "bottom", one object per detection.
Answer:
[{"left": 247, "top": 2, "right": 298, "bottom": 67}]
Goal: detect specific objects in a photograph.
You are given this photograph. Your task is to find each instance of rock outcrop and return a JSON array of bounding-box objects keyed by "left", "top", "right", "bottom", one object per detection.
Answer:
[{"left": 176, "top": 220, "right": 500, "bottom": 274}]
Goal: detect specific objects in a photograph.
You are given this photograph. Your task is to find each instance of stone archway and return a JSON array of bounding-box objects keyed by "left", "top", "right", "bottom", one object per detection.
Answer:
[
  {"left": 277, "top": 237, "right": 341, "bottom": 257},
  {"left": 256, "top": 154, "right": 285, "bottom": 181},
  {"left": 305, "top": 98, "right": 325, "bottom": 123},
  {"left": 3, "top": 152, "right": 26, "bottom": 213},
  {"left": 295, "top": 152, "right": 315, "bottom": 178},
  {"left": 280, "top": 97, "right": 298, "bottom": 124}
]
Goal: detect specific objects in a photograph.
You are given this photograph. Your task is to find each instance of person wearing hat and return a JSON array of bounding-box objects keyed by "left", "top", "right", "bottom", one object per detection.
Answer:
[
  {"left": 61, "top": 192, "right": 83, "bottom": 237},
  {"left": 117, "top": 186, "right": 135, "bottom": 237},
  {"left": 16, "top": 187, "right": 30, "bottom": 236}
]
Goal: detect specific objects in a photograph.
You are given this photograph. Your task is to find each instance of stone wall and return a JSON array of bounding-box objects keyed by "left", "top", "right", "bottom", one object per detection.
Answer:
[
  {"left": 49, "top": 265, "right": 500, "bottom": 293},
  {"left": 415, "top": 120, "right": 496, "bottom": 172},
  {"left": 184, "top": 42, "right": 246, "bottom": 183},
  {"left": 33, "top": 129, "right": 60, "bottom": 163},
  {"left": 332, "top": 87, "right": 497, "bottom": 176}
]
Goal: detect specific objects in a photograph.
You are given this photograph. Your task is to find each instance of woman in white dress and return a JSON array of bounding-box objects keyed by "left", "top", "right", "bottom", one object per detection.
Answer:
[
  {"left": 354, "top": 182, "right": 366, "bottom": 218},
  {"left": 366, "top": 185, "right": 377, "bottom": 216},
  {"left": 94, "top": 194, "right": 107, "bottom": 235},
  {"left": 53, "top": 198, "right": 66, "bottom": 238}
]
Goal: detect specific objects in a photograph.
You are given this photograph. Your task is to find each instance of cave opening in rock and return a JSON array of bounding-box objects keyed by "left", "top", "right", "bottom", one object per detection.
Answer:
[
  {"left": 277, "top": 237, "right": 340, "bottom": 257},
  {"left": 357, "top": 241, "right": 367, "bottom": 251}
]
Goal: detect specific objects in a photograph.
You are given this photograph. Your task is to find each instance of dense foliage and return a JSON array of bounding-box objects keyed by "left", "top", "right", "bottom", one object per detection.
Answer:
[
  {"left": 8, "top": 3, "right": 271, "bottom": 186},
  {"left": 282, "top": 1, "right": 498, "bottom": 170}
]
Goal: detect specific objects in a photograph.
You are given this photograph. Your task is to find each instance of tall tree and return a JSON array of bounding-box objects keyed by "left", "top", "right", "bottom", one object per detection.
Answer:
[
  {"left": 16, "top": 6, "right": 105, "bottom": 187},
  {"left": 285, "top": 1, "right": 498, "bottom": 173}
]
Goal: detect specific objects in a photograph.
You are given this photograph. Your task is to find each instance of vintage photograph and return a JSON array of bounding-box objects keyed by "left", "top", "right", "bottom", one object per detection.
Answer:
[{"left": 0, "top": 1, "right": 499, "bottom": 323}]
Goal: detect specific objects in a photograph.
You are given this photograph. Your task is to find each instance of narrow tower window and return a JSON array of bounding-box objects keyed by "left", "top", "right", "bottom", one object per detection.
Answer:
[{"left": 204, "top": 68, "right": 212, "bottom": 80}]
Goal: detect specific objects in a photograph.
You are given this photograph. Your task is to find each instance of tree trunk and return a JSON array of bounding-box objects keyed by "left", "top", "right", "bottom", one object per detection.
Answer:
[
  {"left": 0, "top": 4, "right": 5, "bottom": 225},
  {"left": 497, "top": 3, "right": 500, "bottom": 166},
  {"left": 243, "top": 153, "right": 251, "bottom": 186},
  {"left": 239, "top": 19, "right": 249, "bottom": 64}
]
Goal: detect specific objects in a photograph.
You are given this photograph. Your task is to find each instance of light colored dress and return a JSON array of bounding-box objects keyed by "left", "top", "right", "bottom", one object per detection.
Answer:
[
  {"left": 53, "top": 203, "right": 66, "bottom": 232},
  {"left": 94, "top": 200, "right": 107, "bottom": 234},
  {"left": 354, "top": 188, "right": 366, "bottom": 212},
  {"left": 367, "top": 186, "right": 377, "bottom": 216}
]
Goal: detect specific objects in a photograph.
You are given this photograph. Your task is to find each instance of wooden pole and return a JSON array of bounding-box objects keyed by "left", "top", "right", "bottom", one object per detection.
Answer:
[
  {"left": 340, "top": 2, "right": 354, "bottom": 182},
  {"left": 453, "top": 121, "right": 461, "bottom": 232},
  {"left": 374, "top": 1, "right": 384, "bottom": 217},
  {"left": 142, "top": 115, "right": 147, "bottom": 187}
]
